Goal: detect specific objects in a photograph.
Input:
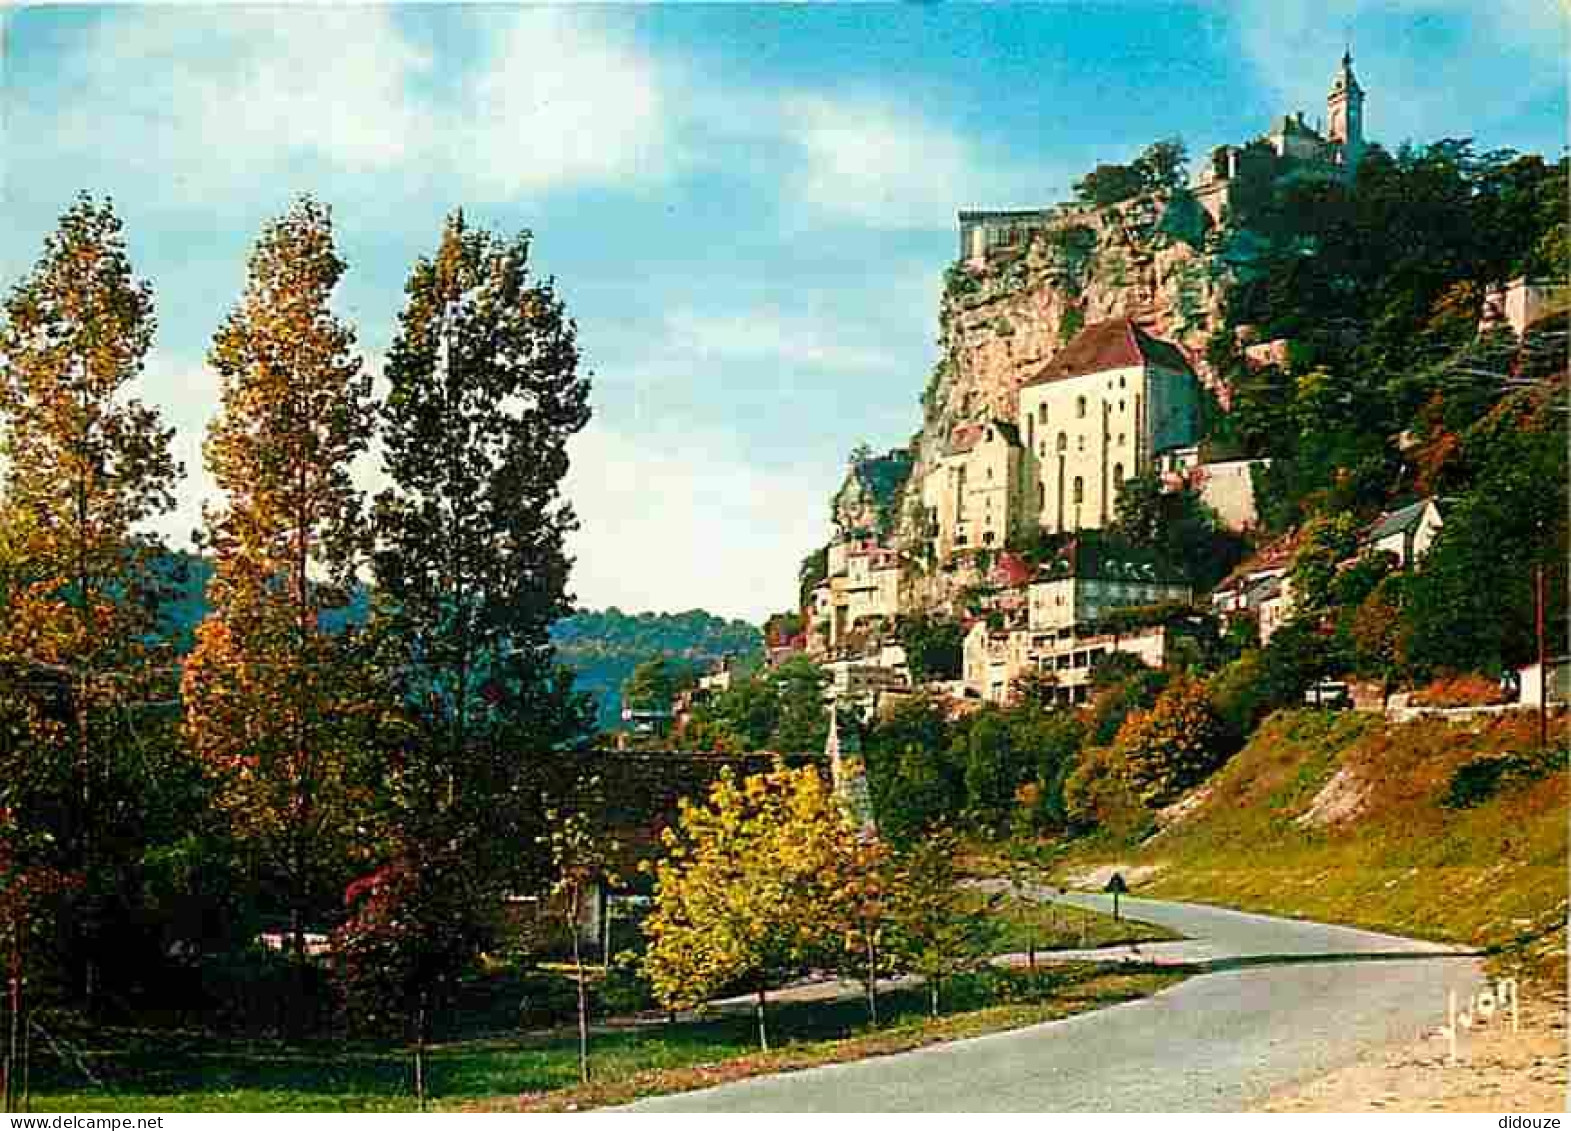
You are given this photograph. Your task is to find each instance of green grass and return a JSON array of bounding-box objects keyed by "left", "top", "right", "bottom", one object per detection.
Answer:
[
  {"left": 19, "top": 965, "right": 1186, "bottom": 1112},
  {"left": 978, "top": 891, "right": 1182, "bottom": 952}
]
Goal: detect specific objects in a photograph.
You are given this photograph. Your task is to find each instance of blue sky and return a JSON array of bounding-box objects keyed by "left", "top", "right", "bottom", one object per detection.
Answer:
[{"left": 3, "top": 2, "right": 1565, "bottom": 622}]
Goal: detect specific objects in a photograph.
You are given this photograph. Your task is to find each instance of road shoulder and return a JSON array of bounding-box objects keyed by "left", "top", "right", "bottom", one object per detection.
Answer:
[{"left": 1259, "top": 984, "right": 1568, "bottom": 1112}]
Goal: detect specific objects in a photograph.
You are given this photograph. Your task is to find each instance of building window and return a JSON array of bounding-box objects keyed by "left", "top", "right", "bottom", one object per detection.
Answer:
[
  {"left": 1114, "top": 462, "right": 1124, "bottom": 483},
  {"left": 1119, "top": 400, "right": 1125, "bottom": 412},
  {"left": 1118, "top": 432, "right": 1125, "bottom": 446},
  {"left": 1119, "top": 375, "right": 1126, "bottom": 389},
  {"left": 1077, "top": 435, "right": 1085, "bottom": 452},
  {"left": 1077, "top": 396, "right": 1087, "bottom": 418},
  {"left": 1038, "top": 404, "right": 1048, "bottom": 424},
  {"left": 1073, "top": 476, "right": 1084, "bottom": 505},
  {"left": 1057, "top": 432, "right": 1067, "bottom": 454}
]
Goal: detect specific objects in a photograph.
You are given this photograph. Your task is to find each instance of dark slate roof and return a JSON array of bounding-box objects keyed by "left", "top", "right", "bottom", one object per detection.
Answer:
[
  {"left": 1023, "top": 319, "right": 1194, "bottom": 387},
  {"left": 1366, "top": 497, "right": 1451, "bottom": 543},
  {"left": 1036, "top": 535, "right": 1187, "bottom": 586},
  {"left": 1269, "top": 113, "right": 1323, "bottom": 138}
]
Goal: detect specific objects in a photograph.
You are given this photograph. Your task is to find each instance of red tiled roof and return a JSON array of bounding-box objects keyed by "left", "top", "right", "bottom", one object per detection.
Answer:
[
  {"left": 948, "top": 422, "right": 984, "bottom": 454},
  {"left": 1023, "top": 318, "right": 1193, "bottom": 387},
  {"left": 992, "top": 551, "right": 1034, "bottom": 589}
]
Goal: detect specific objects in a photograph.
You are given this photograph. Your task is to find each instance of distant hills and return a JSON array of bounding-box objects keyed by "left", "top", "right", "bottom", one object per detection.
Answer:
[
  {"left": 151, "top": 552, "right": 760, "bottom": 733},
  {"left": 551, "top": 608, "right": 763, "bottom": 730}
]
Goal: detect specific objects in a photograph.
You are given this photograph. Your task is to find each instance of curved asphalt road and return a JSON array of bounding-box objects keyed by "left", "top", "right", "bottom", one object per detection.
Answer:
[{"left": 620, "top": 894, "right": 1480, "bottom": 1112}]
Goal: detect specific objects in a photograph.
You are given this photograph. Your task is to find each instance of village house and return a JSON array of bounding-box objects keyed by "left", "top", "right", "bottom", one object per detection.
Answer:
[
  {"left": 920, "top": 419, "right": 1030, "bottom": 557},
  {"left": 962, "top": 619, "right": 1176, "bottom": 707},
  {"left": 1362, "top": 497, "right": 1450, "bottom": 568},
  {"left": 809, "top": 539, "right": 903, "bottom": 654},
  {"left": 1479, "top": 276, "right": 1571, "bottom": 338},
  {"left": 1027, "top": 537, "right": 1192, "bottom": 634}
]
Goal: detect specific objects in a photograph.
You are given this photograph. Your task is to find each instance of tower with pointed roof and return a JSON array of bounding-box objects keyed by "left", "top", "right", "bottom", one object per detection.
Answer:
[
  {"left": 1326, "top": 49, "right": 1366, "bottom": 173},
  {"left": 826, "top": 707, "right": 877, "bottom": 839}
]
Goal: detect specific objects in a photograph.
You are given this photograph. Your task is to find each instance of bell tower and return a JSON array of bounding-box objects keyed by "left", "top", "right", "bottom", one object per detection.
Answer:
[{"left": 1326, "top": 49, "right": 1365, "bottom": 172}]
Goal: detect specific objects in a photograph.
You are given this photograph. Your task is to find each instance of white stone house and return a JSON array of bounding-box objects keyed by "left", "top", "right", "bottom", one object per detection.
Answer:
[{"left": 1016, "top": 319, "right": 1201, "bottom": 535}]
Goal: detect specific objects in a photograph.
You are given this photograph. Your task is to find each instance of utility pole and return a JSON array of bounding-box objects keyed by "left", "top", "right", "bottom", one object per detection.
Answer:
[{"left": 1536, "top": 560, "right": 1547, "bottom": 751}]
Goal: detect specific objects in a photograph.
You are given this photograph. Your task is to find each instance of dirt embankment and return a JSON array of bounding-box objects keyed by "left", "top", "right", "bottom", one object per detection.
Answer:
[{"left": 1261, "top": 984, "right": 1568, "bottom": 1113}]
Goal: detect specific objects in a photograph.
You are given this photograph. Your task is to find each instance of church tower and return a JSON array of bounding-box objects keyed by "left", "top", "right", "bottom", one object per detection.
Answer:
[{"left": 1326, "top": 49, "right": 1365, "bottom": 173}]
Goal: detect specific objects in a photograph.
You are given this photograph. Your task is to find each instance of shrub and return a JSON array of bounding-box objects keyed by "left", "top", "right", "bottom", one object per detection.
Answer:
[
  {"left": 1114, "top": 674, "right": 1229, "bottom": 806},
  {"left": 1411, "top": 672, "right": 1509, "bottom": 708},
  {"left": 1062, "top": 746, "right": 1148, "bottom": 839},
  {"left": 516, "top": 969, "right": 597, "bottom": 1029},
  {"left": 1208, "top": 650, "right": 1267, "bottom": 737},
  {"left": 600, "top": 949, "right": 657, "bottom": 1015},
  {"left": 1443, "top": 750, "right": 1561, "bottom": 809}
]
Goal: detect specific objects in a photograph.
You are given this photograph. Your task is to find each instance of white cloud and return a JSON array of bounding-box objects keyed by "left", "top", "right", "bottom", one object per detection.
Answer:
[
  {"left": 455, "top": 12, "right": 671, "bottom": 198},
  {"left": 781, "top": 95, "right": 1066, "bottom": 229},
  {"left": 46, "top": 8, "right": 437, "bottom": 190},
  {"left": 563, "top": 421, "right": 830, "bottom": 622},
  {"left": 661, "top": 307, "right": 899, "bottom": 374},
  {"left": 29, "top": 8, "right": 673, "bottom": 204},
  {"left": 1233, "top": 0, "right": 1568, "bottom": 153}
]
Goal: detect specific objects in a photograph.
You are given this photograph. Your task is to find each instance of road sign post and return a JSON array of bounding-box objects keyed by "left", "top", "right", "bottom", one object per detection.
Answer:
[{"left": 1104, "top": 873, "right": 1128, "bottom": 922}]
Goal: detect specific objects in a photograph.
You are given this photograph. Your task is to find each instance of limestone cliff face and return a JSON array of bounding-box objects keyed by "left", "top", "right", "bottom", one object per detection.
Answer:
[{"left": 891, "top": 191, "right": 1236, "bottom": 612}]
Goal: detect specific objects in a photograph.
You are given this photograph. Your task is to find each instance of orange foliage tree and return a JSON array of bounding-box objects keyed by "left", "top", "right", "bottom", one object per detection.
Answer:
[
  {"left": 182, "top": 197, "right": 378, "bottom": 959},
  {"left": 0, "top": 194, "right": 180, "bottom": 1004}
]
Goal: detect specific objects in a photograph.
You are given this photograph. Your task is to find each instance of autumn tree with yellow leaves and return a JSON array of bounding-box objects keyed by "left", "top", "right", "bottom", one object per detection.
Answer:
[
  {"left": 181, "top": 197, "right": 377, "bottom": 964},
  {"left": 0, "top": 194, "right": 182, "bottom": 1010},
  {"left": 642, "top": 764, "right": 857, "bottom": 1051}
]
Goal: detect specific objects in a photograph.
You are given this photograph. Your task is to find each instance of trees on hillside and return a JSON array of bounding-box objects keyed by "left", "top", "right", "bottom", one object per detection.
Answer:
[
  {"left": 1113, "top": 674, "right": 1227, "bottom": 806},
  {"left": 685, "top": 654, "right": 827, "bottom": 754},
  {"left": 181, "top": 197, "right": 377, "bottom": 964},
  {"left": 1073, "top": 138, "right": 1188, "bottom": 207},
  {"left": 897, "top": 613, "right": 964, "bottom": 681}
]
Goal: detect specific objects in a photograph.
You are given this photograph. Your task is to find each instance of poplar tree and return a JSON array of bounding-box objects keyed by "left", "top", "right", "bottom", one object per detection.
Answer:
[
  {"left": 0, "top": 194, "right": 180, "bottom": 1004},
  {"left": 182, "top": 197, "right": 375, "bottom": 961},
  {"left": 368, "top": 212, "right": 592, "bottom": 900}
]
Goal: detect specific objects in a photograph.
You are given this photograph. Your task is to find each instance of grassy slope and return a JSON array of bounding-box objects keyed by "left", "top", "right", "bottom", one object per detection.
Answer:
[
  {"left": 980, "top": 892, "right": 1183, "bottom": 951},
  {"left": 1058, "top": 710, "right": 1567, "bottom": 958}
]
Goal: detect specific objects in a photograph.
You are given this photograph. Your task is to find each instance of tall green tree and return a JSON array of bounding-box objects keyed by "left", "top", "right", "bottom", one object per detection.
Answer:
[
  {"left": 182, "top": 197, "right": 376, "bottom": 962},
  {"left": 365, "top": 212, "right": 593, "bottom": 993}
]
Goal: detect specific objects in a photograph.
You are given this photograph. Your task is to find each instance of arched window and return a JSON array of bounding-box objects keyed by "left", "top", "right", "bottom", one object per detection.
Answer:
[
  {"left": 1076, "top": 396, "right": 1087, "bottom": 418},
  {"left": 1113, "top": 462, "right": 1124, "bottom": 484},
  {"left": 1073, "top": 476, "right": 1084, "bottom": 505},
  {"left": 1057, "top": 432, "right": 1067, "bottom": 454}
]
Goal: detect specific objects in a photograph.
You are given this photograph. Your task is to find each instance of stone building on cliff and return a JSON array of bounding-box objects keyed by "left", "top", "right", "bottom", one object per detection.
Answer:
[
  {"left": 1017, "top": 317, "right": 1201, "bottom": 534},
  {"left": 1193, "top": 50, "right": 1368, "bottom": 223}
]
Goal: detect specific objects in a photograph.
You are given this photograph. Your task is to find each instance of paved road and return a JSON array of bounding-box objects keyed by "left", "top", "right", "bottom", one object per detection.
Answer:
[{"left": 620, "top": 895, "right": 1480, "bottom": 1112}]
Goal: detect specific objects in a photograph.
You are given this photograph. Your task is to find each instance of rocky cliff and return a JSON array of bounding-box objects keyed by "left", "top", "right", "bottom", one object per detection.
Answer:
[
  {"left": 916, "top": 192, "right": 1228, "bottom": 481},
  {"left": 876, "top": 190, "right": 1240, "bottom": 614}
]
